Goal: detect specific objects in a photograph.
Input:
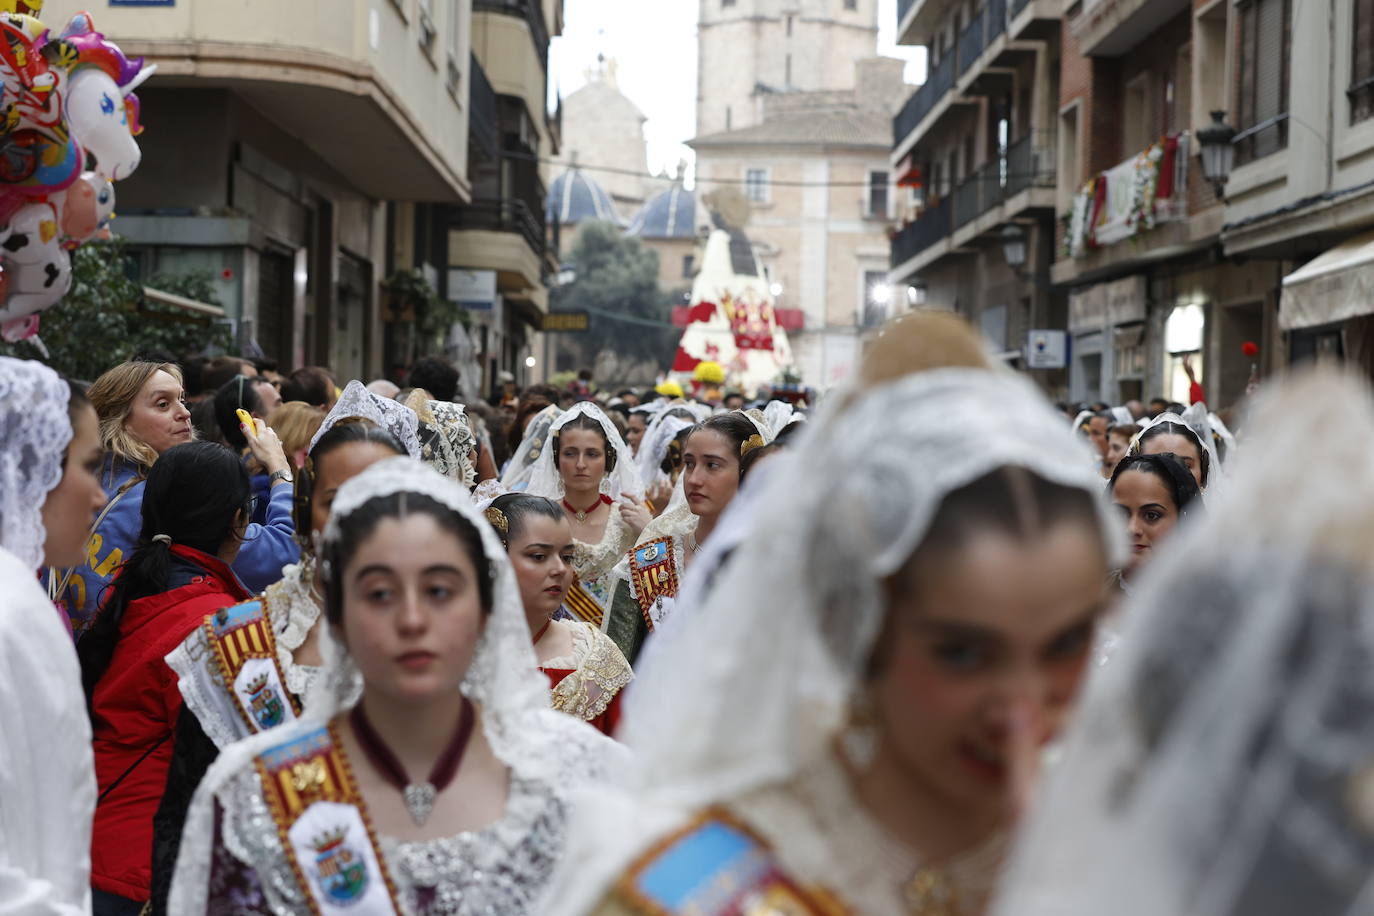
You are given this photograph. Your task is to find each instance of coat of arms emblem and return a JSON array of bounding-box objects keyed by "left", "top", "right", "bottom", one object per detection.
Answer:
[
  {"left": 310, "top": 824, "right": 370, "bottom": 905},
  {"left": 246, "top": 672, "right": 286, "bottom": 729}
]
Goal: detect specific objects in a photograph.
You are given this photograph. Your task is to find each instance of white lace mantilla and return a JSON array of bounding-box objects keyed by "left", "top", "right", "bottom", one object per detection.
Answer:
[
  {"left": 218, "top": 765, "right": 567, "bottom": 915},
  {"left": 573, "top": 507, "right": 634, "bottom": 586},
  {"left": 0, "top": 357, "right": 73, "bottom": 570},
  {"left": 265, "top": 560, "right": 325, "bottom": 699}
]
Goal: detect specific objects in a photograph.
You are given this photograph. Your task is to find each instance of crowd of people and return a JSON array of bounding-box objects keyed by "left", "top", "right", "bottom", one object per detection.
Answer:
[{"left": 1, "top": 313, "right": 1368, "bottom": 915}]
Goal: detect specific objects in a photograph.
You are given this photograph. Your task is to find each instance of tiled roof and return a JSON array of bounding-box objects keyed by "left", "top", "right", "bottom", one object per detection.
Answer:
[{"left": 690, "top": 109, "right": 892, "bottom": 149}]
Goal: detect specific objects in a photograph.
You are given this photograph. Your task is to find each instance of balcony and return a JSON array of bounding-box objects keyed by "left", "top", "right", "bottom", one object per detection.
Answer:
[
  {"left": 952, "top": 132, "right": 1057, "bottom": 233},
  {"left": 474, "top": 0, "right": 550, "bottom": 74},
  {"left": 1073, "top": 0, "right": 1190, "bottom": 57},
  {"left": 469, "top": 54, "right": 499, "bottom": 164},
  {"left": 890, "top": 197, "right": 953, "bottom": 272},
  {"left": 100, "top": 0, "right": 470, "bottom": 201},
  {"left": 1063, "top": 133, "right": 1191, "bottom": 260}
]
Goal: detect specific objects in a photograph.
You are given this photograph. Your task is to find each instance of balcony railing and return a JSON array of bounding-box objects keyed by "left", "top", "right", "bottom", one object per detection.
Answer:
[
  {"left": 1064, "top": 132, "right": 1190, "bottom": 258},
  {"left": 1233, "top": 113, "right": 1288, "bottom": 167},
  {"left": 451, "top": 197, "right": 546, "bottom": 259},
  {"left": 953, "top": 159, "right": 1002, "bottom": 228},
  {"left": 474, "top": 0, "right": 550, "bottom": 74},
  {"left": 469, "top": 53, "right": 499, "bottom": 163},
  {"left": 958, "top": 10, "right": 986, "bottom": 78},
  {"left": 988, "top": 0, "right": 1008, "bottom": 41},
  {"left": 1005, "top": 131, "right": 1056, "bottom": 198},
  {"left": 894, "top": 50, "right": 955, "bottom": 142},
  {"left": 891, "top": 197, "right": 952, "bottom": 267}
]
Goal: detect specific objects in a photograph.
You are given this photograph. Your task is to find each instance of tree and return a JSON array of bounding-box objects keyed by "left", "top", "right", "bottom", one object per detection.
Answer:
[
  {"left": 551, "top": 221, "right": 678, "bottom": 372},
  {"left": 0, "top": 239, "right": 231, "bottom": 381}
]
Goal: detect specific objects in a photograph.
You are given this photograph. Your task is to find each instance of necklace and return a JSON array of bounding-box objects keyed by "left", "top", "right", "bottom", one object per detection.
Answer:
[
  {"left": 532, "top": 619, "right": 552, "bottom": 643},
  {"left": 562, "top": 493, "right": 611, "bottom": 522},
  {"left": 349, "top": 697, "right": 475, "bottom": 826}
]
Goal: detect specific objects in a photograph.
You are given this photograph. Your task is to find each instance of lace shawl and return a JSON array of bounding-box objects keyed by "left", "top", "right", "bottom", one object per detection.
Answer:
[
  {"left": 264, "top": 560, "right": 324, "bottom": 699},
  {"left": 542, "top": 622, "right": 634, "bottom": 722},
  {"left": 310, "top": 380, "right": 421, "bottom": 458},
  {"left": 0, "top": 357, "right": 73, "bottom": 570}
]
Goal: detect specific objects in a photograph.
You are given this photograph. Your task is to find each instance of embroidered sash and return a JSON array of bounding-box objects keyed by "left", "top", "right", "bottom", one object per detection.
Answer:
[
  {"left": 256, "top": 725, "right": 402, "bottom": 916},
  {"left": 565, "top": 574, "right": 606, "bottom": 628},
  {"left": 628, "top": 537, "right": 680, "bottom": 631},
  {"left": 613, "top": 808, "right": 852, "bottom": 915},
  {"left": 204, "top": 599, "right": 300, "bottom": 734}
]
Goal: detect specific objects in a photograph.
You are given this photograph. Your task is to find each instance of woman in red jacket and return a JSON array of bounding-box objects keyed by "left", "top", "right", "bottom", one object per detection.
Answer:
[{"left": 76, "top": 439, "right": 270, "bottom": 916}]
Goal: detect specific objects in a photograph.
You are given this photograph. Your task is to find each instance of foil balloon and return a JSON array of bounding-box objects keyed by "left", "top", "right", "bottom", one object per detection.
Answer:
[{"left": 0, "top": 6, "right": 150, "bottom": 341}]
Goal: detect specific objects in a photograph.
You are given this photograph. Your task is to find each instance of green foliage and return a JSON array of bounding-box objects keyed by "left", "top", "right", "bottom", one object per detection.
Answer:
[
  {"left": 0, "top": 239, "right": 232, "bottom": 382},
  {"left": 384, "top": 268, "right": 469, "bottom": 350},
  {"left": 551, "top": 222, "right": 678, "bottom": 370}
]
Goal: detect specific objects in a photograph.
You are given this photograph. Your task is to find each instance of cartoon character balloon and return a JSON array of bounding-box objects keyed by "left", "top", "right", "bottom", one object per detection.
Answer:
[{"left": 0, "top": 4, "right": 151, "bottom": 342}]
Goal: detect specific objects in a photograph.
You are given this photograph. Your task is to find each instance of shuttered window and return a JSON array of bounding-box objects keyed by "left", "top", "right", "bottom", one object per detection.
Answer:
[
  {"left": 1235, "top": 0, "right": 1291, "bottom": 165},
  {"left": 1353, "top": 0, "right": 1374, "bottom": 123}
]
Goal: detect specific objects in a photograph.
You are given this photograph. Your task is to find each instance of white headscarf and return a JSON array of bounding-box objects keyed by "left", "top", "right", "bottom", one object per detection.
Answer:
[
  {"left": 0, "top": 357, "right": 73, "bottom": 570},
  {"left": 308, "top": 379, "right": 421, "bottom": 458},
  {"left": 636, "top": 407, "right": 698, "bottom": 493},
  {"left": 500, "top": 403, "right": 561, "bottom": 492},
  {"left": 761, "top": 400, "right": 797, "bottom": 439},
  {"left": 526, "top": 402, "right": 645, "bottom": 502},
  {"left": 407, "top": 394, "right": 477, "bottom": 488},
  {"left": 1130, "top": 409, "right": 1220, "bottom": 489},
  {"left": 170, "top": 457, "right": 626, "bottom": 913},
  {"left": 993, "top": 368, "right": 1374, "bottom": 916},
  {"left": 542, "top": 367, "right": 1122, "bottom": 914}
]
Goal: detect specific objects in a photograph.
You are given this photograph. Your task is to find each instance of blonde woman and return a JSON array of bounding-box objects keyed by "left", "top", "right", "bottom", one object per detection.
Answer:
[
  {"left": 51, "top": 361, "right": 299, "bottom": 632},
  {"left": 268, "top": 400, "right": 326, "bottom": 471}
]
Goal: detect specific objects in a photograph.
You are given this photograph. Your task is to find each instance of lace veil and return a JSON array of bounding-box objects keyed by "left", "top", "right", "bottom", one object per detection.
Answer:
[
  {"left": 405, "top": 392, "right": 477, "bottom": 488},
  {"left": 993, "top": 368, "right": 1374, "bottom": 916},
  {"left": 761, "top": 400, "right": 797, "bottom": 439},
  {"left": 525, "top": 402, "right": 645, "bottom": 502},
  {"left": 308, "top": 379, "right": 421, "bottom": 458},
  {"left": 636, "top": 410, "right": 697, "bottom": 493},
  {"left": 542, "top": 368, "right": 1121, "bottom": 914},
  {"left": 170, "top": 457, "right": 625, "bottom": 914},
  {"left": 500, "top": 404, "right": 561, "bottom": 492},
  {"left": 1130, "top": 408, "right": 1221, "bottom": 487},
  {"left": 0, "top": 357, "right": 73, "bottom": 571}
]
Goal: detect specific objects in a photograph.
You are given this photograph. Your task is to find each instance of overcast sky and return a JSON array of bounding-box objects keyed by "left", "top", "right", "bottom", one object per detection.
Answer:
[{"left": 548, "top": 0, "right": 927, "bottom": 182}]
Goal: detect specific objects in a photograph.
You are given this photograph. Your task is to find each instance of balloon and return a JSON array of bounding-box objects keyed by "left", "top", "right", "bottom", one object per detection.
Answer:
[{"left": 65, "top": 68, "right": 141, "bottom": 181}]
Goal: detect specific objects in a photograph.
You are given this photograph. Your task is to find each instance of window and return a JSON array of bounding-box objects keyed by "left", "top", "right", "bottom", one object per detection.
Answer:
[
  {"left": 786, "top": 14, "right": 793, "bottom": 36},
  {"left": 417, "top": 0, "right": 436, "bottom": 56},
  {"left": 445, "top": 0, "right": 462, "bottom": 94},
  {"left": 723, "top": 0, "right": 735, "bottom": 6},
  {"left": 1353, "top": 0, "right": 1374, "bottom": 123},
  {"left": 683, "top": 255, "right": 696, "bottom": 278},
  {"left": 845, "top": 0, "right": 858, "bottom": 8},
  {"left": 745, "top": 168, "right": 770, "bottom": 203},
  {"left": 1235, "top": 0, "right": 1291, "bottom": 165},
  {"left": 867, "top": 170, "right": 889, "bottom": 218}
]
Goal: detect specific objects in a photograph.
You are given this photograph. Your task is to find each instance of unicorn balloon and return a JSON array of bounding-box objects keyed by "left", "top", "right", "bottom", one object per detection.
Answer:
[{"left": 59, "top": 12, "right": 154, "bottom": 181}]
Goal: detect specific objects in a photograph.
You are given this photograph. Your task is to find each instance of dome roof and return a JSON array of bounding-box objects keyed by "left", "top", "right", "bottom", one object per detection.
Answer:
[
  {"left": 627, "top": 184, "right": 697, "bottom": 239},
  {"left": 547, "top": 168, "right": 622, "bottom": 226}
]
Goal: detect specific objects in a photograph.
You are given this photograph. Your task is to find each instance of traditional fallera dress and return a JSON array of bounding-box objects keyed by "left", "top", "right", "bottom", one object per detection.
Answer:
[
  {"left": 535, "top": 369, "right": 1120, "bottom": 916},
  {"left": 169, "top": 458, "right": 627, "bottom": 916},
  {"left": 539, "top": 621, "right": 633, "bottom": 736}
]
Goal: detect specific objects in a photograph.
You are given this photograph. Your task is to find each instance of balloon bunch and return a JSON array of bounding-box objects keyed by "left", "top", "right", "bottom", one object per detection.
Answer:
[{"left": 0, "top": 2, "right": 153, "bottom": 342}]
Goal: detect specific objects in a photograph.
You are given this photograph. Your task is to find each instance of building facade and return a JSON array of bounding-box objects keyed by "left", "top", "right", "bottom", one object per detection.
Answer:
[{"left": 98, "top": 0, "right": 561, "bottom": 392}]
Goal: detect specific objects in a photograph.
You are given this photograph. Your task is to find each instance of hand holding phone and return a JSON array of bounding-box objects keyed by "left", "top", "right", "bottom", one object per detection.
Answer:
[{"left": 236, "top": 408, "right": 256, "bottom": 432}]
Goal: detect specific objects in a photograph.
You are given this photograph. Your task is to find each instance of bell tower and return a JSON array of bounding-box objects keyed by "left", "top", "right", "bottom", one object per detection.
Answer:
[{"left": 695, "top": 0, "right": 880, "bottom": 138}]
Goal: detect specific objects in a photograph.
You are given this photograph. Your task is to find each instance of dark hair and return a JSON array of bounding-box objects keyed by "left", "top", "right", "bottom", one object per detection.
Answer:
[
  {"left": 280, "top": 367, "right": 336, "bottom": 408},
  {"left": 686, "top": 413, "right": 758, "bottom": 479},
  {"left": 321, "top": 491, "right": 492, "bottom": 627},
  {"left": 509, "top": 396, "right": 556, "bottom": 455},
  {"left": 294, "top": 420, "right": 408, "bottom": 550},
  {"left": 202, "top": 355, "right": 252, "bottom": 392},
  {"left": 553, "top": 412, "right": 617, "bottom": 471},
  {"left": 875, "top": 466, "right": 1106, "bottom": 673},
  {"left": 1109, "top": 422, "right": 1142, "bottom": 440},
  {"left": 772, "top": 420, "right": 805, "bottom": 446},
  {"left": 1109, "top": 453, "right": 1204, "bottom": 520},
  {"left": 78, "top": 442, "right": 251, "bottom": 704},
  {"left": 740, "top": 442, "right": 780, "bottom": 481},
  {"left": 251, "top": 356, "right": 279, "bottom": 375},
  {"left": 1135, "top": 421, "right": 1210, "bottom": 487},
  {"left": 662, "top": 426, "right": 692, "bottom": 477},
  {"left": 409, "top": 357, "right": 460, "bottom": 403},
  {"left": 190, "top": 398, "right": 225, "bottom": 446},
  {"left": 62, "top": 379, "right": 91, "bottom": 469},
  {"left": 213, "top": 375, "right": 263, "bottom": 451},
  {"left": 486, "top": 493, "right": 566, "bottom": 546},
  {"left": 181, "top": 355, "right": 211, "bottom": 398}
]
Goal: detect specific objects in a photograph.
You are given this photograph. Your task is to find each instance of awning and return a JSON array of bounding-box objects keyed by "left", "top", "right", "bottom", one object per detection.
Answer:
[
  {"left": 1281, "top": 228, "right": 1374, "bottom": 331},
  {"left": 895, "top": 153, "right": 922, "bottom": 189}
]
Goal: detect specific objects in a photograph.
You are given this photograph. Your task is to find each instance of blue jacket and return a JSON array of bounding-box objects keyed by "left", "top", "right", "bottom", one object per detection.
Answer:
[{"left": 56, "top": 454, "right": 300, "bottom": 631}]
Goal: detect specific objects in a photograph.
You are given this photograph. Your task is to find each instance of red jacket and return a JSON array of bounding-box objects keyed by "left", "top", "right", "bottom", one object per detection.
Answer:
[{"left": 89, "top": 544, "right": 251, "bottom": 901}]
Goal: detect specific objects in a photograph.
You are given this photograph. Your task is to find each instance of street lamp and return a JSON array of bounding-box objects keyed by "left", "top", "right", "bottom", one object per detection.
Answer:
[
  {"left": 1001, "top": 223, "right": 1028, "bottom": 270},
  {"left": 1197, "top": 110, "right": 1237, "bottom": 200}
]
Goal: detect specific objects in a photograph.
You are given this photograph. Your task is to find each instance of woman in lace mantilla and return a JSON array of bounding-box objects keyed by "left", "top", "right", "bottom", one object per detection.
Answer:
[
  {"left": 485, "top": 494, "right": 633, "bottom": 735},
  {"left": 540, "top": 312, "right": 1123, "bottom": 916},
  {"left": 169, "top": 458, "right": 625, "bottom": 916},
  {"left": 522, "top": 403, "right": 650, "bottom": 641},
  {"left": 603, "top": 412, "right": 762, "bottom": 664},
  {"left": 151, "top": 412, "right": 416, "bottom": 914}
]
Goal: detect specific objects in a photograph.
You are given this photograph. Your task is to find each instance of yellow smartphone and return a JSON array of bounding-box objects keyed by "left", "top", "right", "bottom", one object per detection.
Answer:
[{"left": 236, "top": 408, "right": 255, "bottom": 431}]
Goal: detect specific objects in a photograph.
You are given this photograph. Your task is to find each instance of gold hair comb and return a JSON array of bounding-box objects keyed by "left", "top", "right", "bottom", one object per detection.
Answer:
[
  {"left": 484, "top": 507, "right": 509, "bottom": 537},
  {"left": 740, "top": 434, "right": 766, "bottom": 458}
]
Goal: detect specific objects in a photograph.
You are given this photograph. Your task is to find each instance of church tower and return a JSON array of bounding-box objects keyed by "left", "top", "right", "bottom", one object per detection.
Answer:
[{"left": 695, "top": 0, "right": 880, "bottom": 138}]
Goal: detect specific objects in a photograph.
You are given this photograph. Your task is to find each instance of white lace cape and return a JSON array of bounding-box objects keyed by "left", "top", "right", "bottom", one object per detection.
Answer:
[
  {"left": 309, "top": 379, "right": 421, "bottom": 458},
  {"left": 524, "top": 402, "right": 645, "bottom": 503},
  {"left": 500, "top": 404, "right": 561, "bottom": 492},
  {"left": 169, "top": 458, "right": 628, "bottom": 915},
  {"left": 165, "top": 561, "right": 325, "bottom": 750},
  {"left": 539, "top": 368, "right": 1123, "bottom": 915},
  {"left": 993, "top": 369, "right": 1374, "bottom": 916},
  {"left": 0, "top": 357, "right": 73, "bottom": 570}
]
